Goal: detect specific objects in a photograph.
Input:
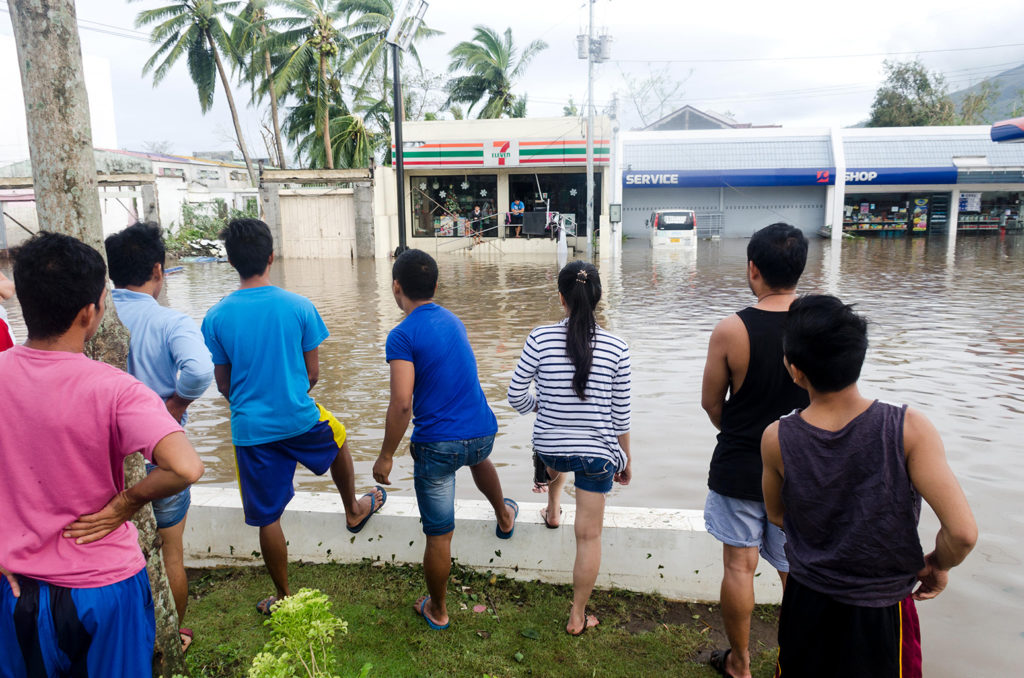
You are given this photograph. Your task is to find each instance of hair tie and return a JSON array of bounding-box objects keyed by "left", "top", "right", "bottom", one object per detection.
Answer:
[{"left": 576, "top": 269, "right": 588, "bottom": 284}]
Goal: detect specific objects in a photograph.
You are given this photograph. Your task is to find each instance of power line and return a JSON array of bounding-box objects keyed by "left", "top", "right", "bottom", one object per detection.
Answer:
[{"left": 613, "top": 42, "right": 1024, "bottom": 65}]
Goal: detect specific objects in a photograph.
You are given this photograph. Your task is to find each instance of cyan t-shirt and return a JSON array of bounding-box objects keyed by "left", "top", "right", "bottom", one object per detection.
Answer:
[
  {"left": 385, "top": 303, "right": 497, "bottom": 443},
  {"left": 202, "top": 286, "right": 328, "bottom": 445}
]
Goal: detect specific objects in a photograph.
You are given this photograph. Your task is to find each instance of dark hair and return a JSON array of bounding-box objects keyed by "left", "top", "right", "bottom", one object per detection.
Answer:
[
  {"left": 557, "top": 260, "right": 602, "bottom": 400},
  {"left": 13, "top": 231, "right": 107, "bottom": 340},
  {"left": 221, "top": 218, "right": 273, "bottom": 279},
  {"left": 783, "top": 295, "right": 868, "bottom": 393},
  {"left": 392, "top": 248, "right": 438, "bottom": 300},
  {"left": 104, "top": 222, "right": 166, "bottom": 287},
  {"left": 747, "top": 223, "right": 808, "bottom": 290}
]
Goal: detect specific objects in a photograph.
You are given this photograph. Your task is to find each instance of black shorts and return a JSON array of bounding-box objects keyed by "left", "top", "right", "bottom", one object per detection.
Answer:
[{"left": 775, "top": 576, "right": 921, "bottom": 678}]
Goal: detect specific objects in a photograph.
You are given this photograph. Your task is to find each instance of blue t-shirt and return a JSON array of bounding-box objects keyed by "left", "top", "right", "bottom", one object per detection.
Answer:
[
  {"left": 202, "top": 286, "right": 328, "bottom": 445},
  {"left": 385, "top": 303, "right": 497, "bottom": 443}
]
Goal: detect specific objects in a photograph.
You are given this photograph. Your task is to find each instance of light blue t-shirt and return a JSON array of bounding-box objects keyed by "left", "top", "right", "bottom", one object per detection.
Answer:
[
  {"left": 202, "top": 286, "right": 329, "bottom": 446},
  {"left": 385, "top": 303, "right": 497, "bottom": 443},
  {"left": 111, "top": 288, "right": 214, "bottom": 408}
]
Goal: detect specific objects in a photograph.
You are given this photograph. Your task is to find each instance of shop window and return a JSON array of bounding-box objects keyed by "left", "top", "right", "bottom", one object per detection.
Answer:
[
  {"left": 158, "top": 167, "right": 185, "bottom": 178},
  {"left": 411, "top": 175, "right": 498, "bottom": 238},
  {"left": 957, "top": 191, "right": 1021, "bottom": 233},
  {"left": 508, "top": 172, "right": 601, "bottom": 238},
  {"left": 198, "top": 169, "right": 221, "bottom": 182}
]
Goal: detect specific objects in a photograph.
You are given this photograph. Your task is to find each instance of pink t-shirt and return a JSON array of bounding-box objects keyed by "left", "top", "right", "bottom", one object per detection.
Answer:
[{"left": 0, "top": 345, "right": 183, "bottom": 587}]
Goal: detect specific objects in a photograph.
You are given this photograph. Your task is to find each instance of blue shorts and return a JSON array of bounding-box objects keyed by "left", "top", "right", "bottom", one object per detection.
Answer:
[
  {"left": 145, "top": 463, "right": 191, "bottom": 529},
  {"left": 410, "top": 434, "right": 495, "bottom": 536},
  {"left": 704, "top": 489, "right": 789, "bottom": 572},
  {"left": 0, "top": 568, "right": 154, "bottom": 678},
  {"left": 234, "top": 404, "right": 346, "bottom": 527},
  {"left": 537, "top": 452, "right": 616, "bottom": 494}
]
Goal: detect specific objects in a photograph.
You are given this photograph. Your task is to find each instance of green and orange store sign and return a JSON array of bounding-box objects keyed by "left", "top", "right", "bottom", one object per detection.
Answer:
[{"left": 392, "top": 138, "right": 611, "bottom": 168}]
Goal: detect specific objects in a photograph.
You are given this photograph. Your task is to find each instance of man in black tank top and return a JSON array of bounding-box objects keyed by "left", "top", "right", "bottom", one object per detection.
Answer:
[{"left": 700, "top": 223, "right": 809, "bottom": 678}]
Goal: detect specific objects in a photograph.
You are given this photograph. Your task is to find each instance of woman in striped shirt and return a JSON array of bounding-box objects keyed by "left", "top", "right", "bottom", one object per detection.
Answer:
[{"left": 507, "top": 260, "right": 632, "bottom": 636}]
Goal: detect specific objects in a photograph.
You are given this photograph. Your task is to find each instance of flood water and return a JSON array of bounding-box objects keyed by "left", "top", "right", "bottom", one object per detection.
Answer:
[{"left": 3, "top": 235, "right": 1022, "bottom": 675}]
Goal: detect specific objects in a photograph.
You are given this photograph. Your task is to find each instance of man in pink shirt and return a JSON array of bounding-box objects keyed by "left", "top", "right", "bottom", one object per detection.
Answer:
[{"left": 0, "top": 232, "right": 204, "bottom": 677}]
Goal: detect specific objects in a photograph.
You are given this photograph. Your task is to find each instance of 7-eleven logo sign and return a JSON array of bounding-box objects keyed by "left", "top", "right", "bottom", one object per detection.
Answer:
[{"left": 488, "top": 140, "right": 516, "bottom": 167}]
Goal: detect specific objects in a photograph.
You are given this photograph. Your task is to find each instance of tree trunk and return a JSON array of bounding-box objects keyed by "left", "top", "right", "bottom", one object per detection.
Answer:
[
  {"left": 260, "top": 26, "right": 288, "bottom": 170},
  {"left": 320, "top": 53, "right": 334, "bottom": 169},
  {"left": 8, "top": 2, "right": 188, "bottom": 676},
  {"left": 208, "top": 30, "right": 259, "bottom": 186}
]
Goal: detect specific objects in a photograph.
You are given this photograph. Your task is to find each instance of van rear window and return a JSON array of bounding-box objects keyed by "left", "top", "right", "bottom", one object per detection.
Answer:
[{"left": 657, "top": 212, "right": 694, "bottom": 230}]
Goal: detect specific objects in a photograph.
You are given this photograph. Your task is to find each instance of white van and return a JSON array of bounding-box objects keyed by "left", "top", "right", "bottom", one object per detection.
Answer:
[{"left": 648, "top": 210, "right": 697, "bottom": 248}]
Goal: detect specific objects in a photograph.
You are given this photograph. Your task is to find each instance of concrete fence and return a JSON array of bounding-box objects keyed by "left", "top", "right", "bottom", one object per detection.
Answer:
[{"left": 184, "top": 486, "right": 783, "bottom": 604}]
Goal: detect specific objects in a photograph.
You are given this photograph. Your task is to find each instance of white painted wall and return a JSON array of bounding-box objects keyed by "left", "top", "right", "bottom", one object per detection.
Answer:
[{"left": 0, "top": 35, "right": 117, "bottom": 166}]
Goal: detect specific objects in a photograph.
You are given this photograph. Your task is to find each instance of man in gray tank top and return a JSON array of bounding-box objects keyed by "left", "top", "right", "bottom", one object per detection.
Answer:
[
  {"left": 761, "top": 295, "right": 977, "bottom": 677},
  {"left": 701, "top": 223, "right": 809, "bottom": 678}
]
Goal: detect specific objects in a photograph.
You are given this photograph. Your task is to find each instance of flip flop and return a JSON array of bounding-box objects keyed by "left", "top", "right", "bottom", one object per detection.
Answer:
[
  {"left": 709, "top": 648, "right": 735, "bottom": 677},
  {"left": 496, "top": 498, "right": 518, "bottom": 539},
  {"left": 415, "top": 595, "right": 450, "bottom": 630},
  {"left": 541, "top": 507, "right": 562, "bottom": 529},
  {"left": 256, "top": 596, "right": 279, "bottom": 616},
  {"left": 179, "top": 628, "right": 193, "bottom": 654},
  {"left": 347, "top": 486, "right": 387, "bottom": 534},
  {"left": 567, "top": 611, "right": 599, "bottom": 636}
]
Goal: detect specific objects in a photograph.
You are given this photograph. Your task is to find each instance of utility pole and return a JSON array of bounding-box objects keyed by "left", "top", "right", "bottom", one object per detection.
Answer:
[{"left": 578, "top": 2, "right": 610, "bottom": 258}]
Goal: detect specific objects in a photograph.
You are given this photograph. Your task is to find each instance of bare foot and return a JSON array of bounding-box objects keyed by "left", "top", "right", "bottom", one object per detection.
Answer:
[
  {"left": 566, "top": 612, "right": 599, "bottom": 635},
  {"left": 540, "top": 507, "right": 561, "bottom": 528},
  {"left": 346, "top": 487, "right": 383, "bottom": 530}
]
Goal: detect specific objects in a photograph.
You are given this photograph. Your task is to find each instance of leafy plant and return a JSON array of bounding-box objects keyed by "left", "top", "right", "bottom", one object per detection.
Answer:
[
  {"left": 247, "top": 588, "right": 368, "bottom": 678},
  {"left": 165, "top": 199, "right": 258, "bottom": 255}
]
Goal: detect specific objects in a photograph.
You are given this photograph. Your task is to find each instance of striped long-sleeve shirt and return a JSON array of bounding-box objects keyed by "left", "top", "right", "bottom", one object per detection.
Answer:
[{"left": 507, "top": 319, "right": 631, "bottom": 468}]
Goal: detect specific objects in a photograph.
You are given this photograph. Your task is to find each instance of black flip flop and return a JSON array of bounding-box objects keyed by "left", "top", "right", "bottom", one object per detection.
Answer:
[
  {"left": 709, "top": 648, "right": 735, "bottom": 677},
  {"left": 567, "top": 611, "right": 598, "bottom": 636},
  {"left": 541, "top": 507, "right": 562, "bottom": 529}
]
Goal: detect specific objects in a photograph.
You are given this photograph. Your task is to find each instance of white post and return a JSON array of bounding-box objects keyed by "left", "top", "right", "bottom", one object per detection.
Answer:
[
  {"left": 948, "top": 189, "right": 960, "bottom": 247},
  {"left": 585, "top": 0, "right": 595, "bottom": 258},
  {"left": 829, "top": 126, "right": 846, "bottom": 244}
]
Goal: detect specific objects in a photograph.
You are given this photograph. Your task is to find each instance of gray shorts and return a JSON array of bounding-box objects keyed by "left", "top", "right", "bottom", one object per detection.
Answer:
[{"left": 704, "top": 489, "right": 789, "bottom": 572}]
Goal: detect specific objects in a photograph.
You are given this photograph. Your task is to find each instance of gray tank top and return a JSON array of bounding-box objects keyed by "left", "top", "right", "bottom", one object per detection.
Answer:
[{"left": 779, "top": 400, "right": 925, "bottom": 607}]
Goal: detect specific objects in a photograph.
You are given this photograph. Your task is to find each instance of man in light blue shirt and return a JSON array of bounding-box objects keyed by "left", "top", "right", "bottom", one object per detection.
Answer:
[{"left": 105, "top": 222, "right": 213, "bottom": 653}]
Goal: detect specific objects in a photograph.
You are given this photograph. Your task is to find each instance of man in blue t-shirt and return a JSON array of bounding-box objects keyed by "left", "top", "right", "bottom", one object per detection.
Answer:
[
  {"left": 202, "top": 219, "right": 385, "bottom": 615},
  {"left": 510, "top": 198, "right": 525, "bottom": 237},
  {"left": 373, "top": 249, "right": 517, "bottom": 631}
]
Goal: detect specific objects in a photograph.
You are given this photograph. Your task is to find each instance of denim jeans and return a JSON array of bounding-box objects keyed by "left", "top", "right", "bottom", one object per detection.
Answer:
[{"left": 410, "top": 435, "right": 496, "bottom": 535}]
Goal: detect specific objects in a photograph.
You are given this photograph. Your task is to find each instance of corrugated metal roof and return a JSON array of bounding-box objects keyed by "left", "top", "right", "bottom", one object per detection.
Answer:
[
  {"left": 623, "top": 136, "right": 833, "bottom": 170},
  {"left": 844, "top": 133, "right": 1024, "bottom": 167}
]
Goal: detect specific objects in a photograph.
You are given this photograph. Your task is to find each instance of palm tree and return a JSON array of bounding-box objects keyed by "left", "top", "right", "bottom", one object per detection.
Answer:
[
  {"left": 231, "top": 0, "right": 287, "bottom": 168},
  {"left": 282, "top": 94, "right": 376, "bottom": 168},
  {"left": 270, "top": 0, "right": 347, "bottom": 169},
  {"left": 133, "top": 0, "right": 259, "bottom": 184},
  {"left": 338, "top": 0, "right": 441, "bottom": 102},
  {"left": 446, "top": 26, "right": 548, "bottom": 119}
]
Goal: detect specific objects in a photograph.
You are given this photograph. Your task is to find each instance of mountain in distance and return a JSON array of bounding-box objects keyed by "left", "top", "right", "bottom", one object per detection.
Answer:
[{"left": 949, "top": 62, "right": 1024, "bottom": 122}]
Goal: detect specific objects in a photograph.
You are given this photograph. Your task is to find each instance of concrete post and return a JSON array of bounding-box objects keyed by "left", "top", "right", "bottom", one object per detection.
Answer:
[
  {"left": 141, "top": 183, "right": 159, "bottom": 224},
  {"left": 260, "top": 182, "right": 283, "bottom": 256},
  {"left": 829, "top": 126, "right": 847, "bottom": 244},
  {"left": 354, "top": 182, "right": 375, "bottom": 258},
  {"left": 948, "top": 189, "right": 960, "bottom": 247}
]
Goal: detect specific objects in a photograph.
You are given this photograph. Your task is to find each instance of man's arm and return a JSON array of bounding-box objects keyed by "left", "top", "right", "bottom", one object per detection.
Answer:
[
  {"left": 0, "top": 271, "right": 14, "bottom": 300},
  {"left": 904, "top": 407, "right": 978, "bottom": 600},
  {"left": 373, "top": 359, "right": 415, "bottom": 485},
  {"left": 62, "top": 431, "right": 204, "bottom": 544},
  {"left": 304, "top": 348, "right": 319, "bottom": 392},
  {"left": 214, "top": 364, "right": 232, "bottom": 402},
  {"left": 761, "top": 422, "right": 785, "bottom": 528},
  {"left": 701, "top": 316, "right": 738, "bottom": 430},
  {"left": 167, "top": 317, "right": 214, "bottom": 422}
]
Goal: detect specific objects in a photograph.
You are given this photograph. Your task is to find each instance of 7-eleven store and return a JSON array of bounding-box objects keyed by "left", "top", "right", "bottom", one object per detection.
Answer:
[{"left": 394, "top": 116, "right": 613, "bottom": 255}]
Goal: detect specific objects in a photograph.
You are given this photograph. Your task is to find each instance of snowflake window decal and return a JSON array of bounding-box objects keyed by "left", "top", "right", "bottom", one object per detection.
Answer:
[
  {"left": 439, "top": 191, "right": 447, "bottom": 198},
  {"left": 460, "top": 181, "right": 470, "bottom": 190},
  {"left": 479, "top": 189, "right": 488, "bottom": 197},
  {"left": 569, "top": 188, "right": 578, "bottom": 197},
  {"left": 418, "top": 182, "right": 427, "bottom": 191}
]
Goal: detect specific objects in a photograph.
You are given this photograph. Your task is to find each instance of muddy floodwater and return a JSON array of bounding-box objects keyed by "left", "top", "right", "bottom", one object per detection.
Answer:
[{"left": 3, "top": 235, "right": 1023, "bottom": 675}]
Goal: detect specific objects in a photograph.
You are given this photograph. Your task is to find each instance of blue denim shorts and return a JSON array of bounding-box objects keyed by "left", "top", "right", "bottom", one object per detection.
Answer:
[
  {"left": 536, "top": 453, "right": 616, "bottom": 494},
  {"left": 410, "top": 434, "right": 495, "bottom": 536},
  {"left": 704, "top": 489, "right": 789, "bottom": 572},
  {"left": 146, "top": 463, "right": 191, "bottom": 529}
]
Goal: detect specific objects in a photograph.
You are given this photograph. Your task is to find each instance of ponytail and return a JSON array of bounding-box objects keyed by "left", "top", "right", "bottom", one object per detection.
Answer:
[{"left": 557, "top": 261, "right": 602, "bottom": 400}]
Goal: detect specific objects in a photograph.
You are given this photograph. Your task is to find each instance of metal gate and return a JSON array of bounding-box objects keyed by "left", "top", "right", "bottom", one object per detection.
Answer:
[{"left": 278, "top": 189, "right": 356, "bottom": 259}]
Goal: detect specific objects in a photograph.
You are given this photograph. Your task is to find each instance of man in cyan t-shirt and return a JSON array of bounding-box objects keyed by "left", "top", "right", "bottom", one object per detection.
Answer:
[
  {"left": 202, "top": 219, "right": 385, "bottom": 615},
  {"left": 0, "top": 232, "right": 204, "bottom": 676},
  {"left": 373, "top": 249, "right": 517, "bottom": 630}
]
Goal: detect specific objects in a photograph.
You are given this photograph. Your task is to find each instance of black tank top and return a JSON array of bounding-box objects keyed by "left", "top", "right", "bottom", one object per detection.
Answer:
[{"left": 708, "top": 307, "right": 809, "bottom": 501}]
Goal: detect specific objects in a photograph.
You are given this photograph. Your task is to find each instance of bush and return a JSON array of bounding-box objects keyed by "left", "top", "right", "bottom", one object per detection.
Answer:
[{"left": 165, "top": 198, "right": 258, "bottom": 256}]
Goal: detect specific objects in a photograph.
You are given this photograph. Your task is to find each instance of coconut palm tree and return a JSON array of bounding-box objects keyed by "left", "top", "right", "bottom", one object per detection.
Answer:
[
  {"left": 270, "top": 0, "right": 347, "bottom": 168},
  {"left": 446, "top": 26, "right": 548, "bottom": 119},
  {"left": 133, "top": 0, "right": 259, "bottom": 184},
  {"left": 282, "top": 93, "right": 376, "bottom": 168},
  {"left": 230, "top": 0, "right": 287, "bottom": 168}
]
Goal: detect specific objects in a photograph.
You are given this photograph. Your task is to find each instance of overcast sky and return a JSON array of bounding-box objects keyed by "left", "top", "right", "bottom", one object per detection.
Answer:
[{"left": 3, "top": 0, "right": 1024, "bottom": 158}]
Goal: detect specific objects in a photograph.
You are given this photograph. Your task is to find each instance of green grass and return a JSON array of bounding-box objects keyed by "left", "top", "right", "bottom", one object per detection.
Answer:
[{"left": 184, "top": 561, "right": 779, "bottom": 678}]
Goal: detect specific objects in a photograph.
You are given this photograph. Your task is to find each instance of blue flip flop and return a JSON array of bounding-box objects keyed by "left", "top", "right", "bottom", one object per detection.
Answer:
[
  {"left": 416, "top": 595, "right": 450, "bottom": 630},
  {"left": 496, "top": 498, "right": 518, "bottom": 539},
  {"left": 347, "top": 486, "right": 387, "bottom": 534}
]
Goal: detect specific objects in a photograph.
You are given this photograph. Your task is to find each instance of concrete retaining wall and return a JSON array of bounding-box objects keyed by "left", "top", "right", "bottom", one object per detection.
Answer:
[{"left": 185, "top": 487, "right": 783, "bottom": 604}]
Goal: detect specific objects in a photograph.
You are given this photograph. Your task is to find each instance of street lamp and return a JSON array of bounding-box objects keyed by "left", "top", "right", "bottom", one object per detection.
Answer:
[{"left": 386, "top": 0, "right": 429, "bottom": 254}]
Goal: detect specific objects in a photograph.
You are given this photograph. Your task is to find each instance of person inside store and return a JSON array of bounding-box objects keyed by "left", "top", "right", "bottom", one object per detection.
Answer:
[
  {"left": 510, "top": 198, "right": 525, "bottom": 237},
  {"left": 470, "top": 205, "right": 483, "bottom": 244}
]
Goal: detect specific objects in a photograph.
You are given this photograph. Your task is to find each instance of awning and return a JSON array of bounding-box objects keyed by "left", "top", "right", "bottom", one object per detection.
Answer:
[{"left": 990, "top": 117, "right": 1024, "bottom": 144}]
